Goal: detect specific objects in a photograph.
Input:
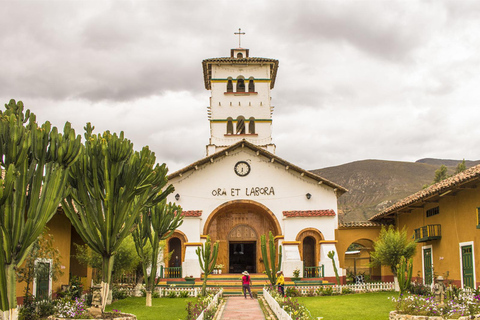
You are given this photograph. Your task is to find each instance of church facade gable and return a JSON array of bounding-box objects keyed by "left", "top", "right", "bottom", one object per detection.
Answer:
[{"left": 167, "top": 144, "right": 341, "bottom": 278}]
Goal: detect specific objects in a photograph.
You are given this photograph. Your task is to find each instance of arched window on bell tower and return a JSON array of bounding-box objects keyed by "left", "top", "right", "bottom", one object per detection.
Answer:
[
  {"left": 226, "top": 78, "right": 233, "bottom": 92},
  {"left": 236, "top": 116, "right": 245, "bottom": 134},
  {"left": 236, "top": 78, "right": 245, "bottom": 92},
  {"left": 249, "top": 117, "right": 255, "bottom": 134},
  {"left": 248, "top": 78, "right": 255, "bottom": 92},
  {"left": 237, "top": 52, "right": 243, "bottom": 58},
  {"left": 226, "top": 117, "right": 233, "bottom": 134}
]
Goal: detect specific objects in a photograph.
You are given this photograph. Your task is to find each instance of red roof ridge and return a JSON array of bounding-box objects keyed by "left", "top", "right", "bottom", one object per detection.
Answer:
[{"left": 283, "top": 209, "right": 336, "bottom": 217}]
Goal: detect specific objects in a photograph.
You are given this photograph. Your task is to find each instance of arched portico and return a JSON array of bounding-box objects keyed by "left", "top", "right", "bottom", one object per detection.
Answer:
[
  {"left": 335, "top": 222, "right": 394, "bottom": 282},
  {"left": 203, "top": 200, "right": 282, "bottom": 274}
]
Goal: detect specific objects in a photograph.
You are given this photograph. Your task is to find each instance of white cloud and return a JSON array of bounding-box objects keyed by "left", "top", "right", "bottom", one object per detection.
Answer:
[{"left": 2, "top": 0, "right": 480, "bottom": 173}]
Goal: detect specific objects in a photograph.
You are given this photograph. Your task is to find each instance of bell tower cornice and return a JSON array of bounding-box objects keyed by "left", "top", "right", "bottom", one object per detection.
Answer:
[{"left": 202, "top": 56, "right": 279, "bottom": 90}]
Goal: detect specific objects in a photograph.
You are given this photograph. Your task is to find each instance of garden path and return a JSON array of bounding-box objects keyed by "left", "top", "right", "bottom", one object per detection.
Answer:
[{"left": 219, "top": 296, "right": 265, "bottom": 320}]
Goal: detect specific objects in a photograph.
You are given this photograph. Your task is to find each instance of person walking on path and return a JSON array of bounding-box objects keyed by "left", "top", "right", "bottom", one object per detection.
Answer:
[
  {"left": 241, "top": 271, "right": 253, "bottom": 299},
  {"left": 276, "top": 270, "right": 285, "bottom": 296}
]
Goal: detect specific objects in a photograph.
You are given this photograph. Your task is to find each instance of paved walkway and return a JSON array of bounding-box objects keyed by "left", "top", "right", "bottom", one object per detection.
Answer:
[{"left": 219, "top": 296, "right": 265, "bottom": 320}]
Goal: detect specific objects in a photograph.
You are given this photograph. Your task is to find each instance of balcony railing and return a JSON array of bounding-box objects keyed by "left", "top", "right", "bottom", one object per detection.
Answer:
[
  {"left": 414, "top": 224, "right": 441, "bottom": 242},
  {"left": 159, "top": 266, "right": 182, "bottom": 279},
  {"left": 304, "top": 265, "right": 324, "bottom": 278}
]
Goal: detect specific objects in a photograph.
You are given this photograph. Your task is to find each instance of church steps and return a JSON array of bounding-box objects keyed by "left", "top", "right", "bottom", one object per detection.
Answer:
[{"left": 156, "top": 274, "right": 334, "bottom": 296}]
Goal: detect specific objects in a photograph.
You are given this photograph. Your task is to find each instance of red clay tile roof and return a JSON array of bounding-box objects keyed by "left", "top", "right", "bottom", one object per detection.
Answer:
[
  {"left": 338, "top": 221, "right": 386, "bottom": 228},
  {"left": 283, "top": 210, "right": 336, "bottom": 217},
  {"left": 182, "top": 210, "right": 202, "bottom": 217},
  {"left": 370, "top": 163, "right": 480, "bottom": 221}
]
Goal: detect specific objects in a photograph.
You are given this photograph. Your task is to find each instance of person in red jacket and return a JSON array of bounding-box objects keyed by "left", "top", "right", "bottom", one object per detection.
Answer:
[{"left": 241, "top": 271, "right": 253, "bottom": 299}]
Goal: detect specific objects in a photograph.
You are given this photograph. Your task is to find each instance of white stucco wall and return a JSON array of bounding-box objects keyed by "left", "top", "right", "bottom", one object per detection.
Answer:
[
  {"left": 209, "top": 63, "right": 274, "bottom": 150},
  {"left": 167, "top": 146, "right": 341, "bottom": 278}
]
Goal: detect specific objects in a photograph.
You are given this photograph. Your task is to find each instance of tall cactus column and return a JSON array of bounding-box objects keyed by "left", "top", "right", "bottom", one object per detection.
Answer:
[
  {"left": 261, "top": 231, "right": 282, "bottom": 286},
  {"left": 0, "top": 100, "right": 82, "bottom": 320},
  {"left": 196, "top": 236, "right": 219, "bottom": 296}
]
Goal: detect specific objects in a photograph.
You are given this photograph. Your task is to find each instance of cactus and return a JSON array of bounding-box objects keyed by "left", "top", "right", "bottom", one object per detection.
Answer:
[
  {"left": 0, "top": 100, "right": 82, "bottom": 320},
  {"left": 196, "top": 236, "right": 219, "bottom": 296},
  {"left": 133, "top": 200, "right": 183, "bottom": 306},
  {"left": 327, "top": 250, "right": 340, "bottom": 285},
  {"left": 260, "top": 231, "right": 283, "bottom": 286},
  {"left": 397, "top": 256, "right": 413, "bottom": 296},
  {"left": 62, "top": 123, "right": 172, "bottom": 311}
]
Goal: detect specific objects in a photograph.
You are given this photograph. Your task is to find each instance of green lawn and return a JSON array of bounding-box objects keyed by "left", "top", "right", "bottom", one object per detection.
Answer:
[
  {"left": 105, "top": 297, "right": 195, "bottom": 320},
  {"left": 297, "top": 291, "right": 396, "bottom": 320}
]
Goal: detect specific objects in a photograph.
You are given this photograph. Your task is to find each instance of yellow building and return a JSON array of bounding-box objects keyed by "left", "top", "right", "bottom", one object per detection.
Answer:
[
  {"left": 15, "top": 209, "right": 92, "bottom": 304},
  {"left": 370, "top": 165, "right": 480, "bottom": 288}
]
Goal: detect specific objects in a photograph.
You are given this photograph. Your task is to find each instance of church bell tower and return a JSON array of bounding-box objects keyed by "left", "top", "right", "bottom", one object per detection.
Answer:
[{"left": 202, "top": 46, "right": 279, "bottom": 156}]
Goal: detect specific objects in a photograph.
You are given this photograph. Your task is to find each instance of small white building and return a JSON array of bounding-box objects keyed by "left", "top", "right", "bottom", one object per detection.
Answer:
[{"left": 165, "top": 47, "right": 346, "bottom": 281}]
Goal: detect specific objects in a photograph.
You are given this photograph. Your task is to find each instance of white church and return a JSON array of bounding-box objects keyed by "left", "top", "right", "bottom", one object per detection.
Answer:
[{"left": 164, "top": 45, "right": 347, "bottom": 281}]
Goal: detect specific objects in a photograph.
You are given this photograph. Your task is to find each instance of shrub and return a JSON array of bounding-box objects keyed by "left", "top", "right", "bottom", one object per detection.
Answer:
[
  {"left": 286, "top": 287, "right": 301, "bottom": 297},
  {"left": 316, "top": 286, "right": 333, "bottom": 296},
  {"left": 19, "top": 295, "right": 56, "bottom": 320},
  {"left": 112, "top": 286, "right": 129, "bottom": 300},
  {"left": 168, "top": 291, "right": 178, "bottom": 298},
  {"left": 342, "top": 287, "right": 353, "bottom": 294},
  {"left": 306, "top": 289, "right": 316, "bottom": 297},
  {"left": 54, "top": 298, "right": 90, "bottom": 319},
  {"left": 179, "top": 291, "right": 190, "bottom": 298},
  {"left": 409, "top": 282, "right": 431, "bottom": 296}
]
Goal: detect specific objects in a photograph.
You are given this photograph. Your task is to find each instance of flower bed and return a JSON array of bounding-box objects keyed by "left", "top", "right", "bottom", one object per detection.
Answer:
[
  {"left": 390, "top": 289, "right": 480, "bottom": 320},
  {"left": 53, "top": 313, "right": 136, "bottom": 320},
  {"left": 185, "top": 289, "right": 223, "bottom": 320},
  {"left": 263, "top": 288, "right": 313, "bottom": 320}
]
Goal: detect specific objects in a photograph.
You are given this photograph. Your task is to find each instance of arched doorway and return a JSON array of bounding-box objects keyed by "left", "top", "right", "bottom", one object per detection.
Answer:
[
  {"left": 228, "top": 225, "right": 257, "bottom": 273},
  {"left": 168, "top": 238, "right": 182, "bottom": 268},
  {"left": 303, "top": 236, "right": 316, "bottom": 268},
  {"left": 344, "top": 239, "right": 380, "bottom": 283},
  {"left": 204, "top": 200, "right": 281, "bottom": 274},
  {"left": 296, "top": 228, "right": 324, "bottom": 278},
  {"left": 166, "top": 230, "right": 188, "bottom": 267}
]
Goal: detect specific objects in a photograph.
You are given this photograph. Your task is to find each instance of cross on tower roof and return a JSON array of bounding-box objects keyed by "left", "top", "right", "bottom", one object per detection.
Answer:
[{"left": 234, "top": 28, "right": 245, "bottom": 48}]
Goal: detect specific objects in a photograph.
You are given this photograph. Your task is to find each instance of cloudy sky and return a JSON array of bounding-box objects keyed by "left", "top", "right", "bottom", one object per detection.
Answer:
[{"left": 2, "top": 1, "right": 480, "bottom": 172}]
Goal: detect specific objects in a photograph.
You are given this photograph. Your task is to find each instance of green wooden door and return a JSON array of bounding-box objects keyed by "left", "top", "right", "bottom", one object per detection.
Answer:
[
  {"left": 461, "top": 245, "right": 474, "bottom": 288},
  {"left": 423, "top": 248, "right": 433, "bottom": 285},
  {"left": 36, "top": 262, "right": 50, "bottom": 299}
]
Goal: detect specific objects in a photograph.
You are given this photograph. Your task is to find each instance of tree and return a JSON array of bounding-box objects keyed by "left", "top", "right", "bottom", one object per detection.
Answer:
[
  {"left": 455, "top": 159, "right": 466, "bottom": 174},
  {"left": 260, "top": 231, "right": 282, "bottom": 286},
  {"left": 74, "top": 235, "right": 146, "bottom": 282},
  {"left": 370, "top": 226, "right": 416, "bottom": 291},
  {"left": 133, "top": 200, "right": 183, "bottom": 306},
  {"left": 0, "top": 100, "right": 82, "bottom": 320},
  {"left": 433, "top": 165, "right": 449, "bottom": 183},
  {"left": 196, "top": 236, "right": 219, "bottom": 296},
  {"left": 62, "top": 123, "right": 173, "bottom": 312}
]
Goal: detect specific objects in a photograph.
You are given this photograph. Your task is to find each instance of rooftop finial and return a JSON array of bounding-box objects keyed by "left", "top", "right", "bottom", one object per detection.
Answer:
[{"left": 234, "top": 28, "right": 245, "bottom": 48}]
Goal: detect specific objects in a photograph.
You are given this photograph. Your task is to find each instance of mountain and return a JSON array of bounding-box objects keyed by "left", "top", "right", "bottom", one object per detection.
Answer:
[{"left": 310, "top": 159, "right": 477, "bottom": 222}]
